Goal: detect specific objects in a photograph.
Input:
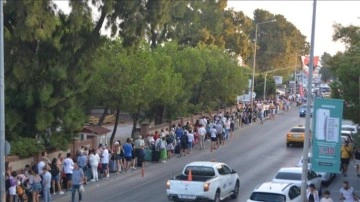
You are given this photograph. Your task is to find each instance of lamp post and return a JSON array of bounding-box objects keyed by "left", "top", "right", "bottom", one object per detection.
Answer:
[
  {"left": 250, "top": 19, "right": 276, "bottom": 109},
  {"left": 0, "top": 1, "right": 6, "bottom": 200}
]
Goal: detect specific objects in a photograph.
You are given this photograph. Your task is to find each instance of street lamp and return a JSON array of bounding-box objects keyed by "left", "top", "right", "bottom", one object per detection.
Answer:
[{"left": 250, "top": 19, "right": 276, "bottom": 109}]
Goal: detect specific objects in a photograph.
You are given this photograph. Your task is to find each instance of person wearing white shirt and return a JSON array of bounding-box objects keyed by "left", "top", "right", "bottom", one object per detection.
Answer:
[
  {"left": 339, "top": 181, "right": 357, "bottom": 202},
  {"left": 210, "top": 126, "right": 217, "bottom": 150},
  {"left": 197, "top": 125, "right": 207, "bottom": 150},
  {"left": 320, "top": 190, "right": 334, "bottom": 202},
  {"left": 63, "top": 153, "right": 74, "bottom": 191},
  {"left": 100, "top": 146, "right": 109, "bottom": 178},
  {"left": 187, "top": 130, "right": 195, "bottom": 153},
  {"left": 89, "top": 149, "right": 100, "bottom": 182}
]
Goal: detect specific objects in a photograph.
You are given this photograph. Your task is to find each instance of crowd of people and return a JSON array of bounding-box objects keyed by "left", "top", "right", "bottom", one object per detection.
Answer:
[
  {"left": 4, "top": 100, "right": 290, "bottom": 202},
  {"left": 7, "top": 96, "right": 359, "bottom": 202}
]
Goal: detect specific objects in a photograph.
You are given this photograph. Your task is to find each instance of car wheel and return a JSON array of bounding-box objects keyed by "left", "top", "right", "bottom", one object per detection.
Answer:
[
  {"left": 286, "top": 143, "right": 290, "bottom": 147},
  {"left": 231, "top": 181, "right": 239, "bottom": 199},
  {"left": 211, "top": 190, "right": 221, "bottom": 202}
]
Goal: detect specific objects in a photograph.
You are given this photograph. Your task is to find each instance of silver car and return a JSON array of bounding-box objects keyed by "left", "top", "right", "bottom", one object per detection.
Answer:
[{"left": 296, "top": 153, "right": 336, "bottom": 186}]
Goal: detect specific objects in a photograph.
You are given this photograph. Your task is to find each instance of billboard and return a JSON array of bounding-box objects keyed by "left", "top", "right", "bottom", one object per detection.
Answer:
[{"left": 311, "top": 98, "right": 344, "bottom": 173}]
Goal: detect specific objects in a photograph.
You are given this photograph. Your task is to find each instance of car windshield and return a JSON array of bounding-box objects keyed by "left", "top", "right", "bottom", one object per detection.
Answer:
[
  {"left": 290, "top": 128, "right": 305, "bottom": 133},
  {"left": 249, "top": 192, "right": 286, "bottom": 202},
  {"left": 275, "top": 172, "right": 301, "bottom": 181},
  {"left": 184, "top": 166, "right": 215, "bottom": 176},
  {"left": 342, "top": 127, "right": 355, "bottom": 132}
]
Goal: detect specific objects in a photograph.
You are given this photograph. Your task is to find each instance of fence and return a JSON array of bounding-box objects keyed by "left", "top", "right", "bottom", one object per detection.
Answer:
[{"left": 6, "top": 105, "right": 239, "bottom": 173}]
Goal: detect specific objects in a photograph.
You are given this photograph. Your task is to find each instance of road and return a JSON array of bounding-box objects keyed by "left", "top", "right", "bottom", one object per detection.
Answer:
[{"left": 54, "top": 107, "right": 306, "bottom": 202}]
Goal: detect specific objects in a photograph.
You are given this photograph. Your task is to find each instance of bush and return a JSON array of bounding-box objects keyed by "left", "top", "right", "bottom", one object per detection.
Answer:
[
  {"left": 10, "top": 137, "right": 45, "bottom": 158},
  {"left": 48, "top": 134, "right": 71, "bottom": 151}
]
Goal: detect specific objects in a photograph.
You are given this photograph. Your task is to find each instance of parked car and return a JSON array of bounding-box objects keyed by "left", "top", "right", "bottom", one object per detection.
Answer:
[
  {"left": 272, "top": 167, "right": 322, "bottom": 193},
  {"left": 341, "top": 124, "right": 358, "bottom": 135},
  {"left": 296, "top": 153, "right": 336, "bottom": 186},
  {"left": 341, "top": 130, "right": 354, "bottom": 143},
  {"left": 247, "top": 182, "right": 301, "bottom": 202},
  {"left": 286, "top": 125, "right": 306, "bottom": 147},
  {"left": 166, "top": 161, "right": 240, "bottom": 201}
]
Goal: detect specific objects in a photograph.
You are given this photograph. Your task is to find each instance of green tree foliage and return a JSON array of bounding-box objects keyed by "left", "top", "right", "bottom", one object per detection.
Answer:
[
  {"left": 248, "top": 9, "right": 309, "bottom": 74},
  {"left": 330, "top": 23, "right": 360, "bottom": 123},
  {"left": 254, "top": 75, "right": 276, "bottom": 100},
  {"left": 319, "top": 52, "right": 334, "bottom": 83},
  {"left": 4, "top": 0, "right": 106, "bottom": 148},
  {"left": 222, "top": 9, "right": 253, "bottom": 60}
]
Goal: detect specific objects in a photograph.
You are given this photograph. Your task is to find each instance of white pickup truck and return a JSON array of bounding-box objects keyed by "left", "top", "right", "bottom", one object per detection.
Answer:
[{"left": 166, "top": 161, "right": 240, "bottom": 201}]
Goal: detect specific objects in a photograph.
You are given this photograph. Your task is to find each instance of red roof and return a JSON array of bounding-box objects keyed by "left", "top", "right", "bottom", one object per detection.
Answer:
[{"left": 82, "top": 126, "right": 111, "bottom": 135}]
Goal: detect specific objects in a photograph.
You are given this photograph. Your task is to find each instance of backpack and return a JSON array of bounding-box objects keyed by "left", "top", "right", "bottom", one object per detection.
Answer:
[
  {"left": 156, "top": 140, "right": 161, "bottom": 151},
  {"left": 51, "top": 163, "right": 60, "bottom": 176},
  {"left": 180, "top": 134, "right": 188, "bottom": 144},
  {"left": 166, "top": 136, "right": 173, "bottom": 144}
]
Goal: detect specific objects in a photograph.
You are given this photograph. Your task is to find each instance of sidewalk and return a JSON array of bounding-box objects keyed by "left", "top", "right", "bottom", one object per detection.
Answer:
[{"left": 328, "top": 161, "right": 360, "bottom": 200}]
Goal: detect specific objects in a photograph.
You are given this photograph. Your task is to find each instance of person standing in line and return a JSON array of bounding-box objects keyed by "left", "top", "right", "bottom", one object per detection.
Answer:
[
  {"left": 28, "top": 169, "right": 42, "bottom": 202},
  {"left": 100, "top": 145, "right": 109, "bottom": 178},
  {"left": 50, "top": 158, "right": 63, "bottom": 195},
  {"left": 320, "top": 190, "right": 334, "bottom": 202},
  {"left": 158, "top": 134, "right": 168, "bottom": 163},
  {"left": 306, "top": 183, "right": 320, "bottom": 202},
  {"left": 71, "top": 163, "right": 84, "bottom": 202},
  {"left": 197, "top": 124, "right": 207, "bottom": 150},
  {"left": 224, "top": 117, "right": 231, "bottom": 141},
  {"left": 259, "top": 107, "right": 264, "bottom": 124},
  {"left": 187, "top": 129, "right": 195, "bottom": 153},
  {"left": 89, "top": 149, "right": 100, "bottom": 182},
  {"left": 353, "top": 146, "right": 360, "bottom": 177},
  {"left": 63, "top": 153, "right": 74, "bottom": 191},
  {"left": 210, "top": 125, "right": 218, "bottom": 151},
  {"left": 130, "top": 138, "right": 137, "bottom": 170},
  {"left": 42, "top": 165, "right": 52, "bottom": 202},
  {"left": 123, "top": 138, "right": 133, "bottom": 172},
  {"left": 113, "top": 141, "right": 124, "bottom": 174},
  {"left": 339, "top": 181, "right": 358, "bottom": 202},
  {"left": 76, "top": 150, "right": 88, "bottom": 184}
]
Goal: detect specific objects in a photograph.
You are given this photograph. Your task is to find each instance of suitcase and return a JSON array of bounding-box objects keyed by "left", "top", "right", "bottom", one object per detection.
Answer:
[
  {"left": 108, "top": 160, "right": 118, "bottom": 173},
  {"left": 152, "top": 149, "right": 160, "bottom": 162},
  {"left": 144, "top": 149, "right": 152, "bottom": 161}
]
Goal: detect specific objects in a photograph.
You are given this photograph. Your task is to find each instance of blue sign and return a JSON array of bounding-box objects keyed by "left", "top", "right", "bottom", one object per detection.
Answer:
[{"left": 312, "top": 98, "right": 344, "bottom": 173}]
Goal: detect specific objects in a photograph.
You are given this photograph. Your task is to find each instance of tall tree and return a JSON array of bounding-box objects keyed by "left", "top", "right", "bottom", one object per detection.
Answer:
[
  {"left": 330, "top": 23, "right": 360, "bottom": 123},
  {"left": 248, "top": 9, "right": 308, "bottom": 74},
  {"left": 319, "top": 52, "right": 334, "bottom": 83},
  {"left": 4, "top": 0, "right": 108, "bottom": 148}
]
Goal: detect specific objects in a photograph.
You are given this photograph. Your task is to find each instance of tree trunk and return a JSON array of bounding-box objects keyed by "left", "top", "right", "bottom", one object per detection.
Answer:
[
  {"left": 131, "top": 113, "right": 138, "bottom": 139},
  {"left": 97, "top": 107, "right": 109, "bottom": 126},
  {"left": 109, "top": 108, "right": 120, "bottom": 146},
  {"left": 154, "top": 105, "right": 165, "bottom": 125}
]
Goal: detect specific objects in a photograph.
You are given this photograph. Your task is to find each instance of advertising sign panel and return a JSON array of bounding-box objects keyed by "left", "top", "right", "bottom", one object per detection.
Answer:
[{"left": 312, "top": 98, "right": 344, "bottom": 173}]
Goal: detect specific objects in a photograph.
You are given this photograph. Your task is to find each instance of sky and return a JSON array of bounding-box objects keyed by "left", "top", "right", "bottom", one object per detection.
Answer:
[
  {"left": 227, "top": 0, "right": 360, "bottom": 56},
  {"left": 55, "top": 1, "right": 360, "bottom": 56}
]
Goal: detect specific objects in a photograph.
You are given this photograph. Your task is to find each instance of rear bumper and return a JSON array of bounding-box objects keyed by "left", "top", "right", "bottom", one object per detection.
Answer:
[{"left": 167, "top": 194, "right": 211, "bottom": 201}]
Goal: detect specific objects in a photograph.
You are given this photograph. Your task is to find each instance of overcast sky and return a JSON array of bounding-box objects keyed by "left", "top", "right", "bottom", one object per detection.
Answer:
[{"left": 227, "top": 0, "right": 360, "bottom": 56}]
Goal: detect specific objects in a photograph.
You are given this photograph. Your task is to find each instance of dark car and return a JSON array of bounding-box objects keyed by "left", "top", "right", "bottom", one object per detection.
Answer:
[{"left": 299, "top": 105, "right": 313, "bottom": 117}]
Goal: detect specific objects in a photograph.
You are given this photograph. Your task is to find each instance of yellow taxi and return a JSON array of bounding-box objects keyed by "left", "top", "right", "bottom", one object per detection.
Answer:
[{"left": 286, "top": 125, "right": 305, "bottom": 147}]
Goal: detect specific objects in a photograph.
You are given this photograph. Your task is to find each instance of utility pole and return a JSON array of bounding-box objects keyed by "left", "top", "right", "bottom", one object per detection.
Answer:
[
  {"left": 250, "top": 20, "right": 276, "bottom": 109},
  {"left": 300, "top": 0, "right": 317, "bottom": 201},
  {"left": 0, "top": 1, "right": 6, "bottom": 201}
]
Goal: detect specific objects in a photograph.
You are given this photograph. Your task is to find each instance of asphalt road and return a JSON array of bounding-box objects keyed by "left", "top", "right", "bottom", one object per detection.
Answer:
[{"left": 54, "top": 107, "right": 307, "bottom": 202}]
